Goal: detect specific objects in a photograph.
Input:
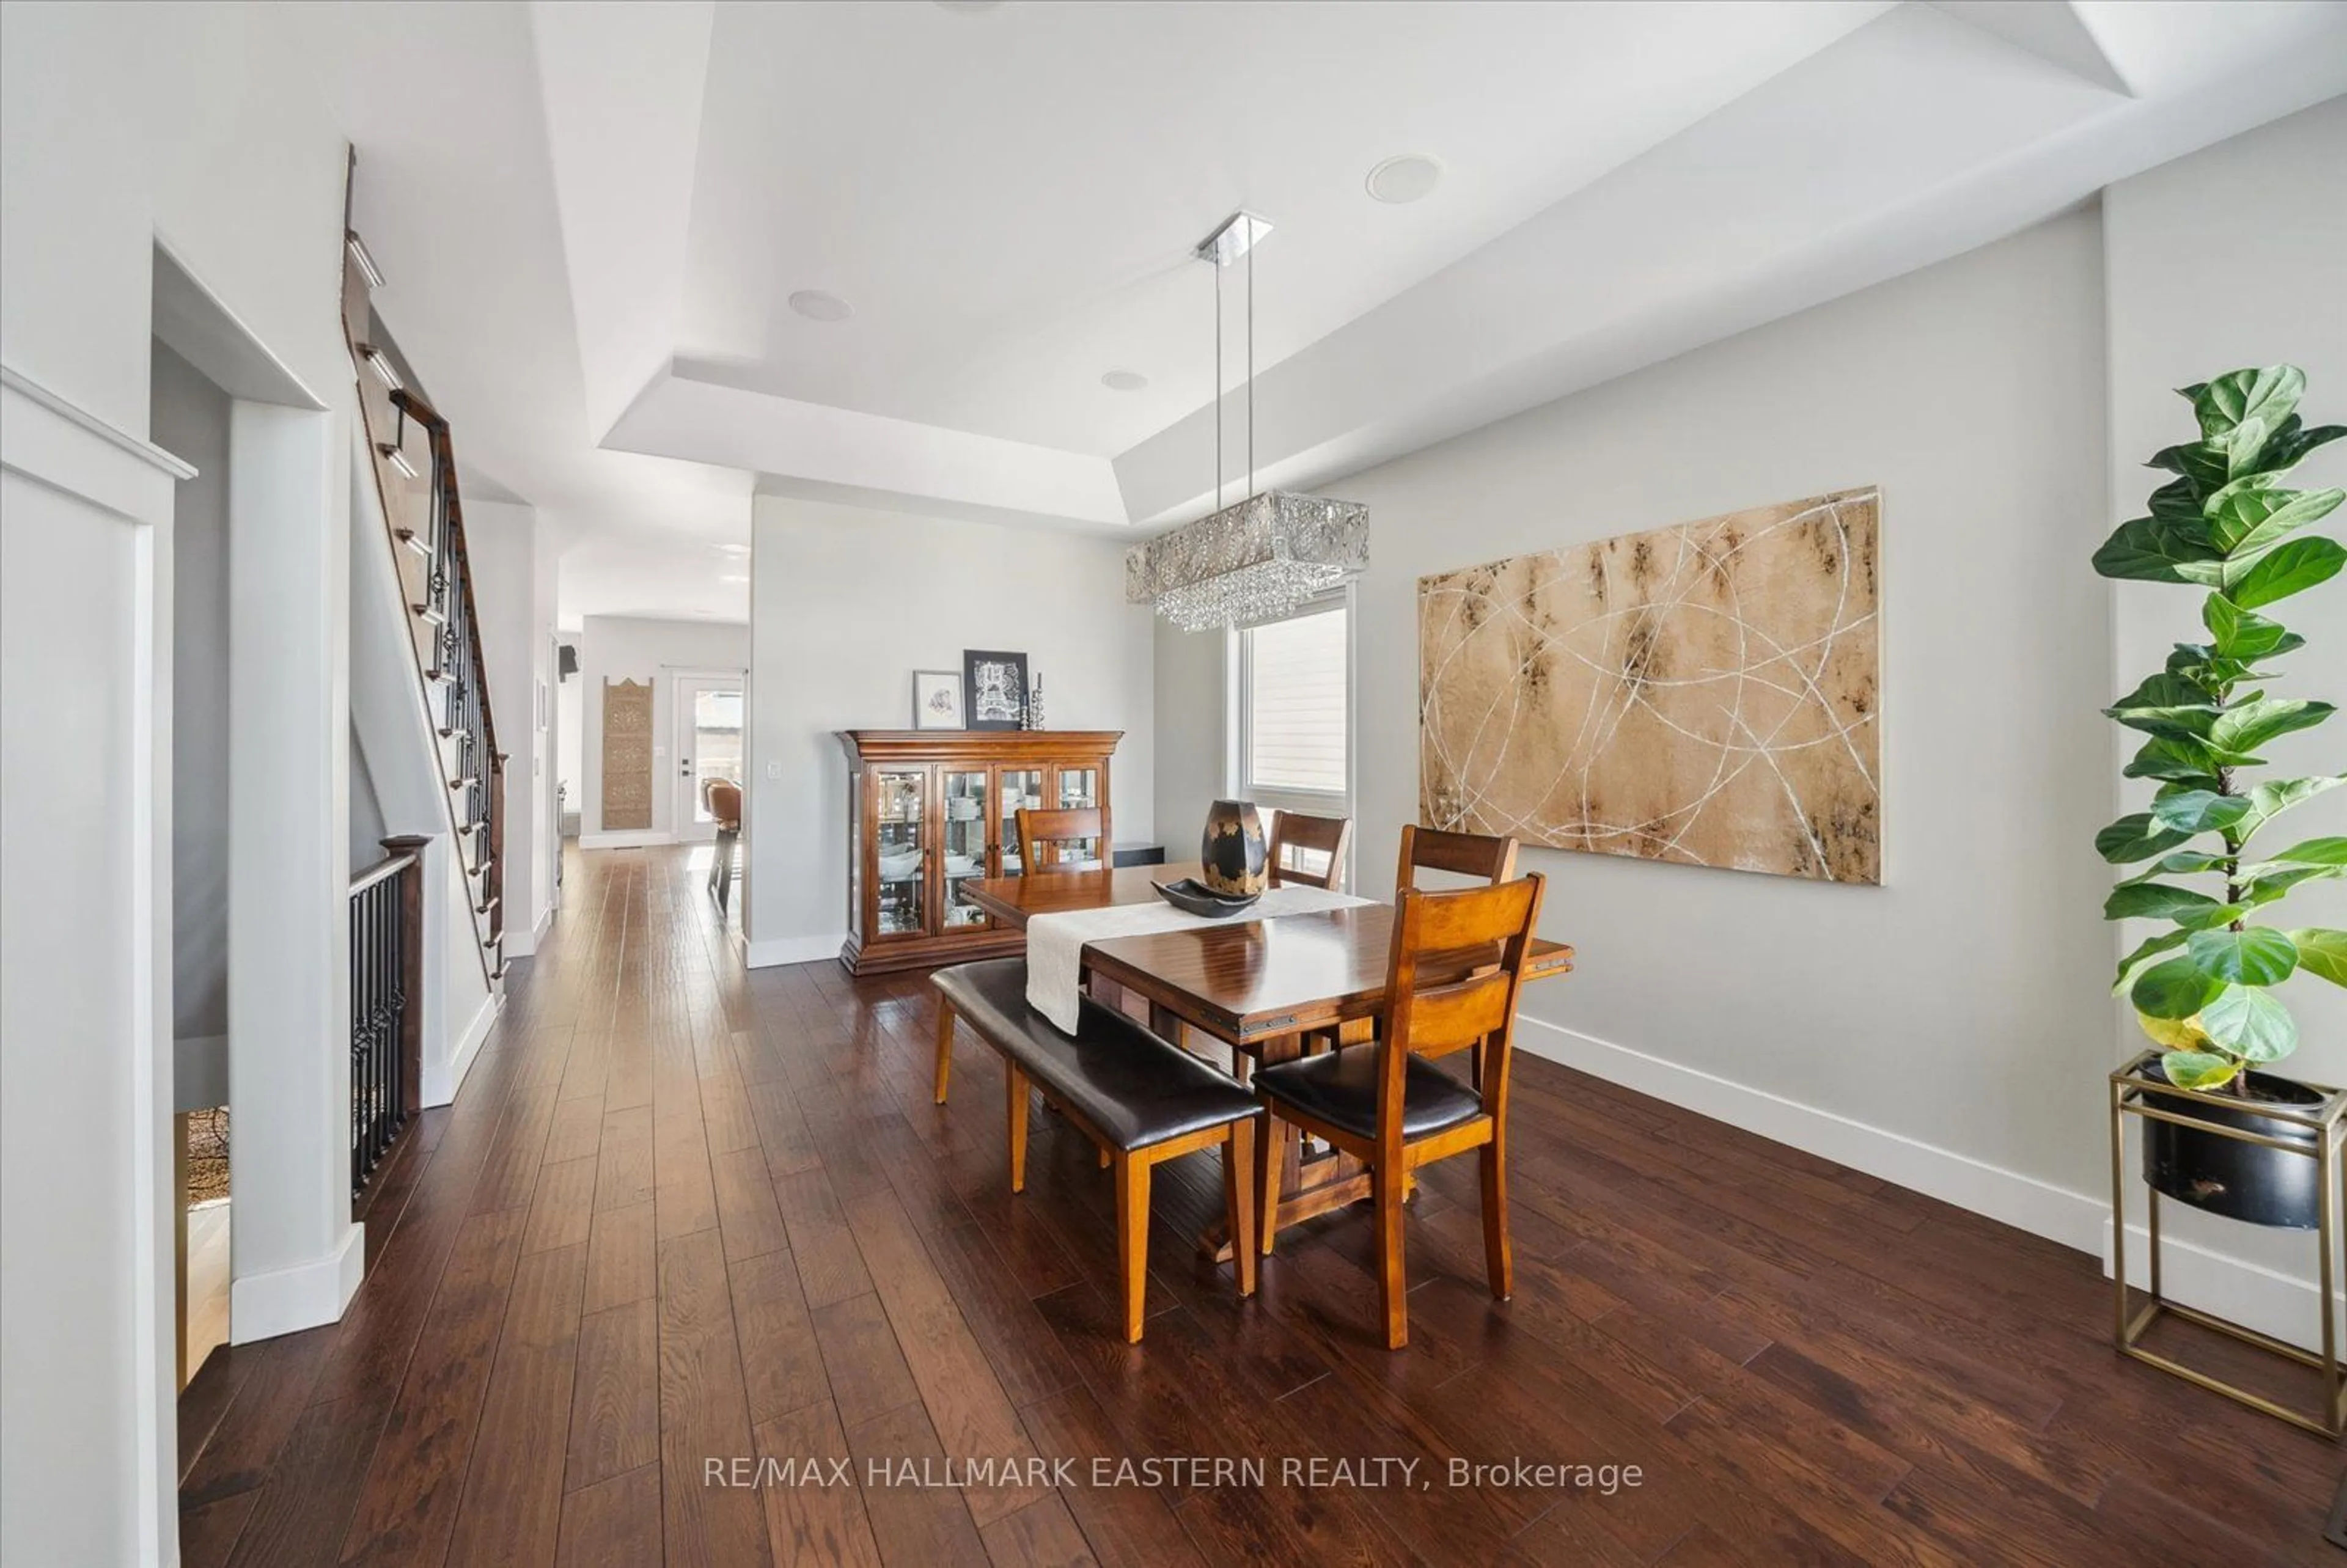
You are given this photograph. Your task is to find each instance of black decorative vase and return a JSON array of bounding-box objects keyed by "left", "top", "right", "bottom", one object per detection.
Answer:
[
  {"left": 1199, "top": 800, "right": 1266, "bottom": 898},
  {"left": 2140, "top": 1062, "right": 2326, "bottom": 1229}
]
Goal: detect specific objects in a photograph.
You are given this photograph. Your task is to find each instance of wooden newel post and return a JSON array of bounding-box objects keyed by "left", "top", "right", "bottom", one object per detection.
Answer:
[{"left": 382, "top": 835, "right": 428, "bottom": 1121}]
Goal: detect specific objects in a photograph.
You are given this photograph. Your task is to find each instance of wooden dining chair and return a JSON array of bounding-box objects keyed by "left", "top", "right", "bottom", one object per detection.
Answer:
[
  {"left": 703, "top": 778, "right": 743, "bottom": 912},
  {"left": 1390, "top": 824, "right": 1521, "bottom": 1078},
  {"left": 1395, "top": 823, "right": 1518, "bottom": 890},
  {"left": 1016, "top": 807, "right": 1109, "bottom": 874},
  {"left": 1266, "top": 810, "right": 1354, "bottom": 892},
  {"left": 1251, "top": 872, "right": 1546, "bottom": 1349}
]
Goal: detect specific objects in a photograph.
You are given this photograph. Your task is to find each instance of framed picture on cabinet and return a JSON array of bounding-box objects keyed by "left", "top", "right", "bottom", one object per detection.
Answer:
[
  {"left": 911, "top": 669, "right": 964, "bottom": 730},
  {"left": 961, "top": 650, "right": 1029, "bottom": 731}
]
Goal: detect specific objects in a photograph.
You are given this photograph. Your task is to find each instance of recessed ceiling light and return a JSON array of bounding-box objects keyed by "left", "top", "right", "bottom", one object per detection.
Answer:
[
  {"left": 1366, "top": 154, "right": 1442, "bottom": 205},
  {"left": 789, "top": 290, "right": 854, "bottom": 323},
  {"left": 719, "top": 573, "right": 749, "bottom": 584},
  {"left": 1101, "top": 369, "right": 1149, "bottom": 392},
  {"left": 712, "top": 542, "right": 751, "bottom": 555}
]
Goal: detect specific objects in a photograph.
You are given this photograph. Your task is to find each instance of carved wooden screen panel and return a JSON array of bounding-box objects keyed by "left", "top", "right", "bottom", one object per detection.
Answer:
[{"left": 601, "top": 678, "right": 655, "bottom": 832}]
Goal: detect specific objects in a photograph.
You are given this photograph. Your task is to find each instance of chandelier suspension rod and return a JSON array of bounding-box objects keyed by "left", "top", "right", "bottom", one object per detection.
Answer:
[
  {"left": 1214, "top": 256, "right": 1224, "bottom": 511},
  {"left": 1247, "top": 236, "right": 1255, "bottom": 494}
]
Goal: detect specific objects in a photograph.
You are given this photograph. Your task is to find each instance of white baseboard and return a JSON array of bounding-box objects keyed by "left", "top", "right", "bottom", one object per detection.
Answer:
[
  {"left": 1516, "top": 1016, "right": 2337, "bottom": 1352},
  {"left": 745, "top": 932, "right": 848, "bottom": 969},
  {"left": 578, "top": 830, "right": 674, "bottom": 850},
  {"left": 229, "top": 1221, "right": 363, "bottom": 1343},
  {"left": 2104, "top": 1215, "right": 2337, "bottom": 1351},
  {"left": 426, "top": 990, "right": 500, "bottom": 1107},
  {"left": 535, "top": 903, "right": 554, "bottom": 945}
]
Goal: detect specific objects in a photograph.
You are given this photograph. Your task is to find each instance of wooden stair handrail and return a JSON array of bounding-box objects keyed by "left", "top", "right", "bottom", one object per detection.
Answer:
[
  {"left": 349, "top": 849, "right": 420, "bottom": 897},
  {"left": 389, "top": 388, "right": 502, "bottom": 771}
]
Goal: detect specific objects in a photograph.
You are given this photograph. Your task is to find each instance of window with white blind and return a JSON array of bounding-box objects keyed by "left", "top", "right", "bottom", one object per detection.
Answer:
[{"left": 1240, "top": 598, "right": 1350, "bottom": 797}]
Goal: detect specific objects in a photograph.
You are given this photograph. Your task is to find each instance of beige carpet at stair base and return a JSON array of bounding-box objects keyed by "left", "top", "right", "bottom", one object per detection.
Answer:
[
  {"left": 1418, "top": 487, "right": 1881, "bottom": 884},
  {"left": 601, "top": 678, "right": 654, "bottom": 831}
]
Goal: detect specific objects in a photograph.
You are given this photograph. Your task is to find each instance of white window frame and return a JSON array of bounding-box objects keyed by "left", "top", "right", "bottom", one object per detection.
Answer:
[{"left": 1231, "top": 586, "right": 1357, "bottom": 877}]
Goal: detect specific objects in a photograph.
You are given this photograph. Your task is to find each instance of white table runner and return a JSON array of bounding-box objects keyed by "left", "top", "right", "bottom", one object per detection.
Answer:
[{"left": 1024, "top": 885, "right": 1372, "bottom": 1034}]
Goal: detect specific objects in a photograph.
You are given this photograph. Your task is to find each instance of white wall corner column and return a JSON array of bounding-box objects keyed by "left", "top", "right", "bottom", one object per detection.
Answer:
[
  {"left": 533, "top": 511, "right": 561, "bottom": 940},
  {"left": 463, "top": 497, "right": 552, "bottom": 959},
  {"left": 0, "top": 366, "right": 189, "bottom": 1568},
  {"left": 226, "top": 398, "right": 363, "bottom": 1343}
]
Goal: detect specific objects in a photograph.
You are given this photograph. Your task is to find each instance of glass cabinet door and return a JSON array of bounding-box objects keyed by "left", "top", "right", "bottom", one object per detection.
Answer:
[
  {"left": 871, "top": 766, "right": 928, "bottom": 938},
  {"left": 1053, "top": 764, "right": 1105, "bottom": 868},
  {"left": 996, "top": 767, "right": 1046, "bottom": 876},
  {"left": 940, "top": 769, "right": 990, "bottom": 929},
  {"left": 1056, "top": 764, "right": 1100, "bottom": 811}
]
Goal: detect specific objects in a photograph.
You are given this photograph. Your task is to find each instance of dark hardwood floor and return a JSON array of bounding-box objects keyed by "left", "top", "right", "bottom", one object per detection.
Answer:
[{"left": 178, "top": 845, "right": 2341, "bottom": 1566}]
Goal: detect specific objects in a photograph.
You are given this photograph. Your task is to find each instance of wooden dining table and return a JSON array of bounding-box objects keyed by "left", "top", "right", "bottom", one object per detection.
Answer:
[{"left": 959, "top": 861, "right": 1574, "bottom": 1253}]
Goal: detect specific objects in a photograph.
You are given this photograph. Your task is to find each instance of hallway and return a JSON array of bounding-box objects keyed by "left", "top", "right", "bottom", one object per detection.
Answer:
[{"left": 174, "top": 847, "right": 2340, "bottom": 1567}]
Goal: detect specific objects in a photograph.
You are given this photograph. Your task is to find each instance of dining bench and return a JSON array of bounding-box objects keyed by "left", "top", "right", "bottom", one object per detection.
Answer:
[{"left": 930, "top": 958, "right": 1258, "bottom": 1341}]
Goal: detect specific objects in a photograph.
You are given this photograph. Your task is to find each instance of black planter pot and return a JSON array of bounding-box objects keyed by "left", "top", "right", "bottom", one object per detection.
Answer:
[{"left": 2139, "top": 1063, "right": 2327, "bottom": 1229}]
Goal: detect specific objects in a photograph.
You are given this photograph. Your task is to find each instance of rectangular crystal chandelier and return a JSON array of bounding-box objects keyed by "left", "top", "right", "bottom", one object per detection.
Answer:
[
  {"left": 1125, "top": 489, "right": 1369, "bottom": 632},
  {"left": 1126, "top": 211, "right": 1369, "bottom": 631}
]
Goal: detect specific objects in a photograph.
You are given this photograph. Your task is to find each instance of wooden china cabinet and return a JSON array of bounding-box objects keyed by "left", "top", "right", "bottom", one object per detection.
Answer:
[{"left": 837, "top": 730, "right": 1121, "bottom": 975}]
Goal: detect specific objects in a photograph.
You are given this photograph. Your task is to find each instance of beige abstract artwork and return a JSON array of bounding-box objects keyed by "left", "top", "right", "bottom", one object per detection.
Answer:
[
  {"left": 1419, "top": 488, "right": 1881, "bottom": 883},
  {"left": 601, "top": 678, "right": 654, "bottom": 832}
]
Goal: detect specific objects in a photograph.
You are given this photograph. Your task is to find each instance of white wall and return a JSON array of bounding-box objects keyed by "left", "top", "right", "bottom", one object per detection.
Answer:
[
  {"left": 350, "top": 726, "right": 390, "bottom": 869},
  {"left": 1161, "top": 207, "right": 2121, "bottom": 1244},
  {"left": 1152, "top": 616, "right": 1232, "bottom": 861},
  {"left": 2103, "top": 98, "right": 2347, "bottom": 1323},
  {"left": 576, "top": 615, "right": 750, "bottom": 844},
  {"left": 465, "top": 497, "right": 557, "bottom": 953},
  {"left": 745, "top": 497, "right": 1156, "bottom": 964},
  {"left": 152, "top": 341, "right": 230, "bottom": 1060},
  {"left": 2, "top": 3, "right": 353, "bottom": 1558}
]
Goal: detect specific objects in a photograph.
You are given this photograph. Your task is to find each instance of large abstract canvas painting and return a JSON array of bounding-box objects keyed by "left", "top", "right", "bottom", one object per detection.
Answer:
[{"left": 1418, "top": 488, "right": 1881, "bottom": 883}]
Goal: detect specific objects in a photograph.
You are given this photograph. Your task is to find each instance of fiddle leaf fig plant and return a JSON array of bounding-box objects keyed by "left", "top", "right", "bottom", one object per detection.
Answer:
[{"left": 2095, "top": 365, "right": 2347, "bottom": 1094}]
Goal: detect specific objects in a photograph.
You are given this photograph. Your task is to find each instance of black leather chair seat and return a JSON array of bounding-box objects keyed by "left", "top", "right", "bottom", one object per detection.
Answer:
[
  {"left": 932, "top": 959, "right": 1257, "bottom": 1151},
  {"left": 1252, "top": 1046, "right": 1483, "bottom": 1141}
]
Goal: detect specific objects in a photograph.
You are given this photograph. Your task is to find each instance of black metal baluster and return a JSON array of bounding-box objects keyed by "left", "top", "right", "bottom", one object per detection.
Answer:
[
  {"left": 367, "top": 880, "right": 380, "bottom": 1177},
  {"left": 350, "top": 879, "right": 363, "bottom": 1195},
  {"left": 379, "top": 879, "right": 391, "bottom": 1155},
  {"left": 367, "top": 881, "right": 381, "bottom": 1176},
  {"left": 387, "top": 879, "right": 403, "bottom": 1137}
]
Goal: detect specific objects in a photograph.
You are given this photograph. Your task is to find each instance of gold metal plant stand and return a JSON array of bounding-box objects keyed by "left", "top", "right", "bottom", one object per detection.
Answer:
[{"left": 2109, "top": 1049, "right": 2347, "bottom": 1437}]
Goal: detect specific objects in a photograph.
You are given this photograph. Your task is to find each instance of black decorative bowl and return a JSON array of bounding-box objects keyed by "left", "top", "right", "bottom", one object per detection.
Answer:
[{"left": 1152, "top": 878, "right": 1262, "bottom": 918}]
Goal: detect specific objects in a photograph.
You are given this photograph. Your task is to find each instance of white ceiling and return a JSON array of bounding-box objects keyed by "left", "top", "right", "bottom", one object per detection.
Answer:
[
  {"left": 672, "top": 1, "right": 1891, "bottom": 456},
  {"left": 286, "top": 1, "right": 2347, "bottom": 625}
]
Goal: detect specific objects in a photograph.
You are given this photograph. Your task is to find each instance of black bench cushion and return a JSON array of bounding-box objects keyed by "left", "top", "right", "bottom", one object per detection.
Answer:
[
  {"left": 933, "top": 959, "right": 1257, "bottom": 1152},
  {"left": 1252, "top": 1046, "right": 1483, "bottom": 1142}
]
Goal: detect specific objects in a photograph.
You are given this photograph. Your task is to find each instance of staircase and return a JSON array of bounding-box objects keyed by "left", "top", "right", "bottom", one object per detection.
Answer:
[{"left": 340, "top": 231, "right": 506, "bottom": 982}]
